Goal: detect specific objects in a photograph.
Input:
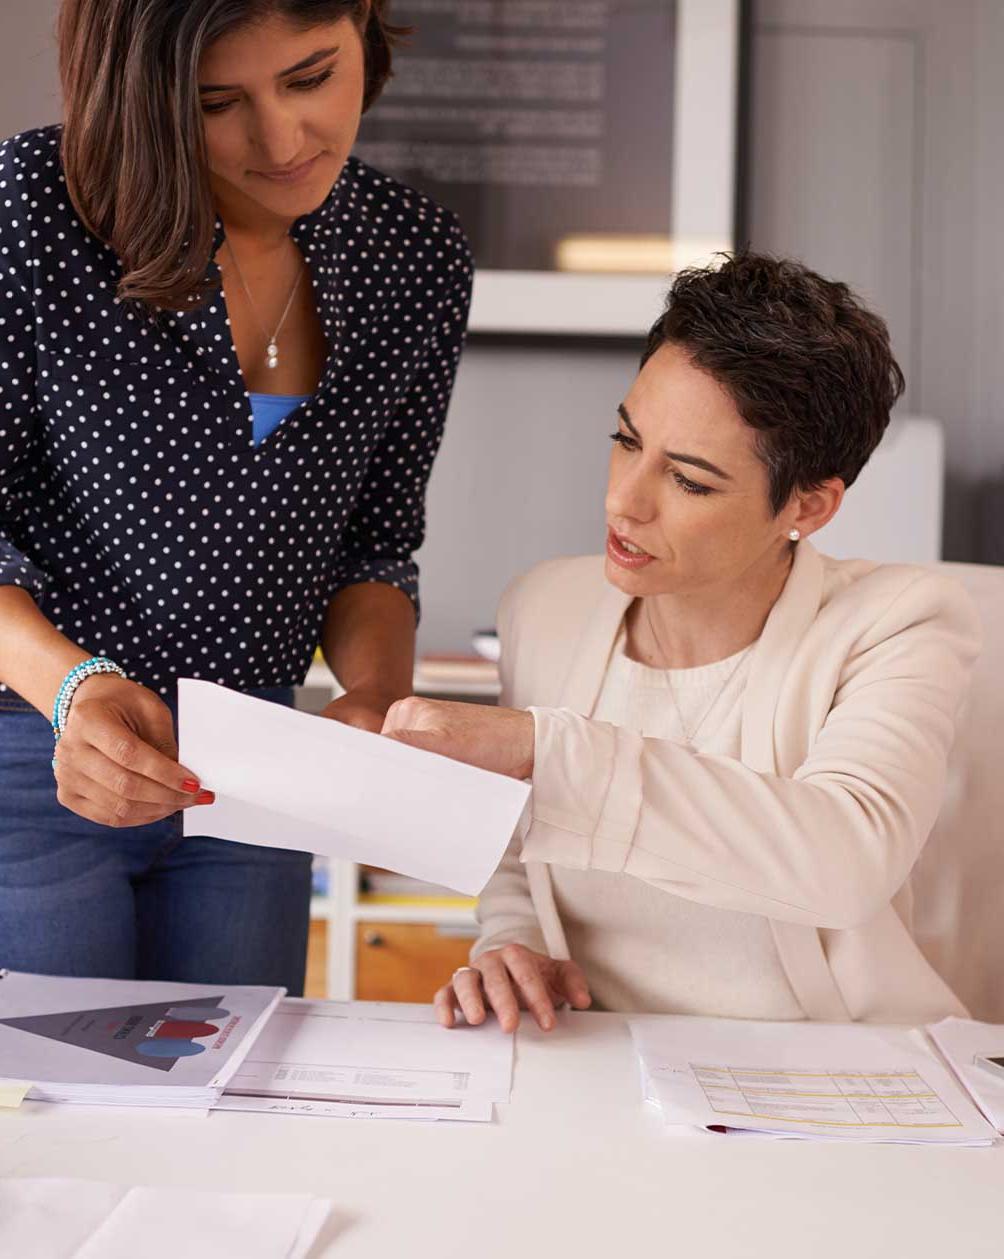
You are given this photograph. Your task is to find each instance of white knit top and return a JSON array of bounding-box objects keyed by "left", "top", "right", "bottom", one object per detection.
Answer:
[{"left": 549, "top": 630, "right": 804, "bottom": 1018}]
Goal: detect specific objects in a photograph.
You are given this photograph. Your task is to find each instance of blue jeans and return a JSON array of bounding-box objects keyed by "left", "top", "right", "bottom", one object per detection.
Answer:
[{"left": 0, "top": 689, "right": 312, "bottom": 993}]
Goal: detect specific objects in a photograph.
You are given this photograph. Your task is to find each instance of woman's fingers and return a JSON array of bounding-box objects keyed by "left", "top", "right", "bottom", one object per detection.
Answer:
[
  {"left": 438, "top": 949, "right": 586, "bottom": 1034},
  {"left": 49, "top": 679, "right": 212, "bottom": 829},
  {"left": 476, "top": 954, "right": 522, "bottom": 1032},
  {"left": 55, "top": 741, "right": 195, "bottom": 809},
  {"left": 502, "top": 947, "right": 559, "bottom": 1031},
  {"left": 559, "top": 960, "right": 593, "bottom": 1010},
  {"left": 451, "top": 966, "right": 490, "bottom": 1027},
  {"left": 82, "top": 711, "right": 196, "bottom": 794},
  {"left": 433, "top": 983, "right": 458, "bottom": 1028},
  {"left": 54, "top": 786, "right": 169, "bottom": 831}
]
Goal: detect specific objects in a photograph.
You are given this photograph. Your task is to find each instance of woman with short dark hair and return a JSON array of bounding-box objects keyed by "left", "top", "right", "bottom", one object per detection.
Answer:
[
  {"left": 0, "top": 0, "right": 472, "bottom": 989},
  {"left": 383, "top": 253, "right": 981, "bottom": 1029}
]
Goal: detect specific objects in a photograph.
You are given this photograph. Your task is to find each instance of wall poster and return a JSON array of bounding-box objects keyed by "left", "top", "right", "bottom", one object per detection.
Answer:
[{"left": 356, "top": 0, "right": 742, "bottom": 334}]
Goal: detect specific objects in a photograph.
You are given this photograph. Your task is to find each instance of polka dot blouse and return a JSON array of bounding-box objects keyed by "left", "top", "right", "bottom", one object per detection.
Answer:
[{"left": 0, "top": 126, "right": 473, "bottom": 697}]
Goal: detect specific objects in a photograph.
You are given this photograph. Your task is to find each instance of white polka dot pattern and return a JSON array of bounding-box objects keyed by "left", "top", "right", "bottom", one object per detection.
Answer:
[{"left": 0, "top": 125, "right": 473, "bottom": 696}]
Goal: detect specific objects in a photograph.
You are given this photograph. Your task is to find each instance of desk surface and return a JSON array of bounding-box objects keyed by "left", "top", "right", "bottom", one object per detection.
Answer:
[{"left": 2, "top": 1011, "right": 1002, "bottom": 1258}]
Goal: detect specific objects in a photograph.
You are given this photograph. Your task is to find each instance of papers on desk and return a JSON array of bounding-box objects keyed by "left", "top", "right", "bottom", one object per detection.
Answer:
[
  {"left": 630, "top": 1015, "right": 998, "bottom": 1145},
  {"left": 0, "top": 970, "right": 283, "bottom": 1110},
  {"left": 927, "top": 1017, "right": 1004, "bottom": 1132},
  {"left": 217, "top": 997, "right": 512, "bottom": 1122},
  {"left": 215, "top": 1095, "right": 492, "bottom": 1122},
  {"left": 0, "top": 974, "right": 510, "bottom": 1125},
  {"left": 178, "top": 680, "right": 530, "bottom": 897},
  {"left": 0, "top": 1178, "right": 331, "bottom": 1259}
]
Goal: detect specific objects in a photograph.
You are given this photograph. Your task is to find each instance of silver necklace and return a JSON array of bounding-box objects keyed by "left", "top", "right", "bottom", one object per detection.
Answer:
[
  {"left": 643, "top": 600, "right": 753, "bottom": 748},
  {"left": 225, "top": 239, "right": 304, "bottom": 370}
]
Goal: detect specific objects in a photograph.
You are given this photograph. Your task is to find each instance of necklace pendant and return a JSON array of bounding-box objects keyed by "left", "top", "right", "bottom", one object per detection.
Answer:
[{"left": 266, "top": 342, "right": 279, "bottom": 370}]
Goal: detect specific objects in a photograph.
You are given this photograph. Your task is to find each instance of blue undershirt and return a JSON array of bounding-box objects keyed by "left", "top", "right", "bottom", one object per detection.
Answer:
[{"left": 249, "top": 392, "right": 311, "bottom": 445}]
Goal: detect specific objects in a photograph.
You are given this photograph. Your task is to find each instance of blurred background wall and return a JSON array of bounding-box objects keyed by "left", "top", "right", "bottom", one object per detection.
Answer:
[{"left": 3, "top": 0, "right": 1002, "bottom": 653}]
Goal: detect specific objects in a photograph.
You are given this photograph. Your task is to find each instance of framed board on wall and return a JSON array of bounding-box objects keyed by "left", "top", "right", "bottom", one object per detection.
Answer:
[{"left": 355, "top": 0, "right": 744, "bottom": 336}]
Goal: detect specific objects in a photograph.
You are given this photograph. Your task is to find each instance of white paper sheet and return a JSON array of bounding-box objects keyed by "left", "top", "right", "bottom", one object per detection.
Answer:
[
  {"left": 0, "top": 1178, "right": 331, "bottom": 1259},
  {"left": 630, "top": 1015, "right": 997, "bottom": 1145},
  {"left": 214, "top": 1094, "right": 493, "bottom": 1122},
  {"left": 927, "top": 1017, "right": 1004, "bottom": 1132},
  {"left": 178, "top": 680, "right": 530, "bottom": 896},
  {"left": 221, "top": 997, "right": 512, "bottom": 1112}
]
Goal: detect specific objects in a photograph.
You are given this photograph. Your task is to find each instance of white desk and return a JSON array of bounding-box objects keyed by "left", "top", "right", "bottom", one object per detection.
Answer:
[{"left": 2, "top": 1011, "right": 1002, "bottom": 1258}]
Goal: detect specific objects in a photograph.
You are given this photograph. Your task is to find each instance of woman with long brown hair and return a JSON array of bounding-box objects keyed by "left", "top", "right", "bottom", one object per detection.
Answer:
[{"left": 0, "top": 0, "right": 472, "bottom": 989}]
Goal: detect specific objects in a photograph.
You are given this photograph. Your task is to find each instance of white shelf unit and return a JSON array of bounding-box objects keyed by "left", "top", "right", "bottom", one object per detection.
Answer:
[{"left": 296, "top": 658, "right": 498, "bottom": 999}]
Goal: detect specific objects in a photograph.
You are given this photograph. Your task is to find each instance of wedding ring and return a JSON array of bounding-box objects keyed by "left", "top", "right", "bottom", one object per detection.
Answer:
[{"left": 451, "top": 966, "right": 479, "bottom": 982}]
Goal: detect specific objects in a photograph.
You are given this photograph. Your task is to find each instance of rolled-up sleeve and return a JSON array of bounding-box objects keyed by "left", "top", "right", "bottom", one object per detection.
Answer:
[
  {"left": 330, "top": 221, "right": 473, "bottom": 620},
  {"left": 0, "top": 137, "right": 46, "bottom": 602}
]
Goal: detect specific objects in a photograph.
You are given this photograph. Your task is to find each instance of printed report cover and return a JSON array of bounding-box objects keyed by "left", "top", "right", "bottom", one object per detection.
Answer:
[{"left": 0, "top": 970, "right": 284, "bottom": 1092}]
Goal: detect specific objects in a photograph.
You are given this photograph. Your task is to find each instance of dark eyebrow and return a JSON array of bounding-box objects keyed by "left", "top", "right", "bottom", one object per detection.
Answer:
[
  {"left": 617, "top": 403, "right": 732, "bottom": 481},
  {"left": 199, "top": 46, "right": 339, "bottom": 93}
]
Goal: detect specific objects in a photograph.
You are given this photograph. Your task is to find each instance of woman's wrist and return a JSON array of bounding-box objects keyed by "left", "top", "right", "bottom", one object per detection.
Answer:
[
  {"left": 515, "top": 708, "right": 536, "bottom": 780},
  {"left": 0, "top": 586, "right": 93, "bottom": 717},
  {"left": 52, "top": 657, "right": 128, "bottom": 740},
  {"left": 380, "top": 698, "right": 536, "bottom": 781},
  {"left": 321, "top": 582, "right": 416, "bottom": 710}
]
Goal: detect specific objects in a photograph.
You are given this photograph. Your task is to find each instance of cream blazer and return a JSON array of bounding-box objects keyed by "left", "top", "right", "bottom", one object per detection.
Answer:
[{"left": 474, "top": 542, "right": 983, "bottom": 1024}]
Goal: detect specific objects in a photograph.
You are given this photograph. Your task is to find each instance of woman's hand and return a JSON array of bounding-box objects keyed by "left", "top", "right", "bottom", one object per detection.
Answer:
[
  {"left": 381, "top": 697, "right": 535, "bottom": 779},
  {"left": 320, "top": 685, "right": 399, "bottom": 734},
  {"left": 52, "top": 674, "right": 211, "bottom": 828},
  {"left": 435, "top": 944, "right": 592, "bottom": 1032}
]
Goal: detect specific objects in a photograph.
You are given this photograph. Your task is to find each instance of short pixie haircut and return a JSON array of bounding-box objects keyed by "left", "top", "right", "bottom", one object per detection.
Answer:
[
  {"left": 641, "top": 253, "right": 905, "bottom": 514},
  {"left": 58, "top": 0, "right": 405, "bottom": 312}
]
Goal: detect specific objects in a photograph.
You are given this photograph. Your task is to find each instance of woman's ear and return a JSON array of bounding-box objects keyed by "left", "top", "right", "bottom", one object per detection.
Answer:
[{"left": 785, "top": 477, "right": 845, "bottom": 541}]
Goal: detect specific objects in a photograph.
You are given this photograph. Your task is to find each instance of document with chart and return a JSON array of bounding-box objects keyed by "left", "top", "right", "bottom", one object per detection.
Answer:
[
  {"left": 0, "top": 970, "right": 283, "bottom": 1109},
  {"left": 629, "top": 1015, "right": 997, "bottom": 1145}
]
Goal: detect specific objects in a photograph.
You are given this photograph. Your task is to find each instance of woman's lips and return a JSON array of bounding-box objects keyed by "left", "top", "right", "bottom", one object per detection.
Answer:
[
  {"left": 606, "top": 528, "right": 656, "bottom": 570},
  {"left": 252, "top": 155, "right": 322, "bottom": 184}
]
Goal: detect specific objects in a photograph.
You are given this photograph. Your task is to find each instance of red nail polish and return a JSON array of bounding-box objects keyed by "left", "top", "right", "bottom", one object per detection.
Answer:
[
  {"left": 194, "top": 790, "right": 215, "bottom": 805},
  {"left": 181, "top": 778, "right": 200, "bottom": 794}
]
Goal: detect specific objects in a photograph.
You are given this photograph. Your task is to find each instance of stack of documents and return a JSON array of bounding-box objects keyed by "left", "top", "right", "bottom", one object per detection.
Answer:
[
  {"left": 927, "top": 1017, "right": 1004, "bottom": 1132},
  {"left": 0, "top": 1178, "right": 331, "bottom": 1259},
  {"left": 179, "top": 680, "right": 531, "bottom": 897},
  {"left": 216, "top": 997, "right": 513, "bottom": 1122},
  {"left": 630, "top": 1014, "right": 999, "bottom": 1145},
  {"left": 0, "top": 972, "right": 512, "bottom": 1124},
  {"left": 0, "top": 970, "right": 283, "bottom": 1110}
]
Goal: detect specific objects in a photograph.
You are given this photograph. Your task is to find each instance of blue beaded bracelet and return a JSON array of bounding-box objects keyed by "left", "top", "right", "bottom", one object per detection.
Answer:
[{"left": 51, "top": 657, "right": 127, "bottom": 742}]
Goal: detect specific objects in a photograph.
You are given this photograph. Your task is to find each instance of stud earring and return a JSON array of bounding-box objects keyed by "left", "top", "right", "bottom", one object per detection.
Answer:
[{"left": 788, "top": 529, "right": 801, "bottom": 542}]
